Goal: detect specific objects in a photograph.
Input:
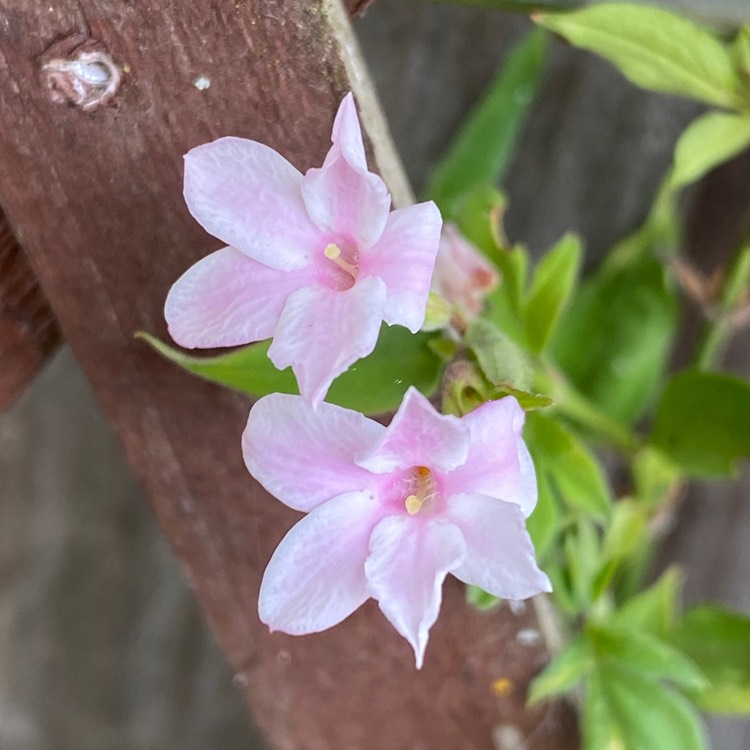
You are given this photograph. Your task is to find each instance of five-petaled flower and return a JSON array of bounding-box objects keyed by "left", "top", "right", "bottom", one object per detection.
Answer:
[
  {"left": 243, "top": 387, "right": 551, "bottom": 668},
  {"left": 165, "top": 93, "right": 442, "bottom": 408}
]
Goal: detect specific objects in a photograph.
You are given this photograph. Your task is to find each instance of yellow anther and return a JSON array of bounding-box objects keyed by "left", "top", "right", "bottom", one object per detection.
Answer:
[
  {"left": 324, "top": 243, "right": 341, "bottom": 260},
  {"left": 405, "top": 495, "right": 423, "bottom": 515}
]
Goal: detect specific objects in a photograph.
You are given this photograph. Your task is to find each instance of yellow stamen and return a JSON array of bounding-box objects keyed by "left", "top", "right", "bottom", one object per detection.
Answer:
[
  {"left": 324, "top": 243, "right": 341, "bottom": 260},
  {"left": 323, "top": 243, "right": 357, "bottom": 278},
  {"left": 405, "top": 495, "right": 423, "bottom": 515}
]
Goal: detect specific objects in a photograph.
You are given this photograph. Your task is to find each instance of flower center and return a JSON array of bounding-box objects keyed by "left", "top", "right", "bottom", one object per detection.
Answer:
[
  {"left": 404, "top": 466, "right": 437, "bottom": 515},
  {"left": 323, "top": 243, "right": 358, "bottom": 288}
]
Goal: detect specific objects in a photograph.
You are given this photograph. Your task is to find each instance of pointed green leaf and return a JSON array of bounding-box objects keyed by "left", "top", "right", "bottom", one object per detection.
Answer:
[
  {"left": 525, "top": 232, "right": 582, "bottom": 352},
  {"left": 672, "top": 112, "right": 750, "bottom": 189},
  {"left": 651, "top": 369, "right": 750, "bottom": 476},
  {"left": 525, "top": 412, "right": 613, "bottom": 519},
  {"left": 552, "top": 218, "right": 678, "bottom": 426},
  {"left": 583, "top": 669, "right": 624, "bottom": 750},
  {"left": 599, "top": 661, "right": 707, "bottom": 750},
  {"left": 526, "top": 468, "right": 560, "bottom": 560},
  {"left": 536, "top": 4, "right": 739, "bottom": 108},
  {"left": 137, "top": 332, "right": 297, "bottom": 394},
  {"left": 452, "top": 185, "right": 508, "bottom": 255},
  {"left": 588, "top": 624, "right": 707, "bottom": 691},
  {"left": 137, "top": 324, "right": 443, "bottom": 415},
  {"left": 614, "top": 568, "right": 683, "bottom": 638},
  {"left": 425, "top": 29, "right": 547, "bottom": 213},
  {"left": 528, "top": 635, "right": 592, "bottom": 705},
  {"left": 670, "top": 605, "right": 750, "bottom": 714}
]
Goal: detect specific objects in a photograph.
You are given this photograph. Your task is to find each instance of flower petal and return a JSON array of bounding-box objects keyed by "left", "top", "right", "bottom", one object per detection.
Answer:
[
  {"left": 259, "top": 491, "right": 386, "bottom": 635},
  {"left": 301, "top": 97, "right": 391, "bottom": 248},
  {"left": 365, "top": 515, "right": 466, "bottom": 668},
  {"left": 443, "top": 397, "right": 538, "bottom": 517},
  {"left": 268, "top": 276, "right": 387, "bottom": 408},
  {"left": 184, "top": 137, "right": 322, "bottom": 271},
  {"left": 356, "top": 387, "right": 469, "bottom": 474},
  {"left": 363, "top": 202, "right": 443, "bottom": 333},
  {"left": 243, "top": 393, "right": 386, "bottom": 512},
  {"left": 330, "top": 92, "right": 368, "bottom": 172},
  {"left": 432, "top": 224, "right": 498, "bottom": 325},
  {"left": 165, "top": 246, "right": 313, "bottom": 348},
  {"left": 445, "top": 492, "right": 551, "bottom": 601}
]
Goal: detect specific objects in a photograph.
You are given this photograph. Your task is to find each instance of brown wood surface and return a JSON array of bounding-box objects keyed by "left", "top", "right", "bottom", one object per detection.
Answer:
[
  {"left": 0, "top": 2, "right": 574, "bottom": 749},
  {"left": 0, "top": 211, "right": 60, "bottom": 413}
]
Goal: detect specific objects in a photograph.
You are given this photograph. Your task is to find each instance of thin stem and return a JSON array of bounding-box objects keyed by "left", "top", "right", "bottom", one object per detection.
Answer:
[{"left": 694, "top": 244, "right": 750, "bottom": 370}]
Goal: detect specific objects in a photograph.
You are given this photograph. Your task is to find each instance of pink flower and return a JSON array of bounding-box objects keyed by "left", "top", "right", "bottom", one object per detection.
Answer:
[
  {"left": 165, "top": 94, "right": 442, "bottom": 407},
  {"left": 243, "top": 387, "right": 551, "bottom": 668},
  {"left": 432, "top": 224, "right": 498, "bottom": 326}
]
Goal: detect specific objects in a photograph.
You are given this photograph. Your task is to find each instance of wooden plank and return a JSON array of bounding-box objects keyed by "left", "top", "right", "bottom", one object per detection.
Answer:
[
  {"left": 0, "top": 211, "right": 60, "bottom": 413},
  {"left": 0, "top": 2, "right": 574, "bottom": 748}
]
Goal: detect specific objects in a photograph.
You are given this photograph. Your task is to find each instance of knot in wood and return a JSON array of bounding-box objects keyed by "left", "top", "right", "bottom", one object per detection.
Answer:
[{"left": 39, "top": 33, "right": 121, "bottom": 113}]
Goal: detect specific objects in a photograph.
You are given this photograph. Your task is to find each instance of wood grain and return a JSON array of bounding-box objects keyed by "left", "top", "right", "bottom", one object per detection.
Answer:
[
  {"left": 0, "top": 211, "right": 60, "bottom": 413},
  {"left": 0, "top": 2, "right": 574, "bottom": 748}
]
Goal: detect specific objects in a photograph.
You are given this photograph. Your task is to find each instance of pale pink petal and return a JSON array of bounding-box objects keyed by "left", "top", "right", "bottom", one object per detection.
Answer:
[
  {"left": 365, "top": 515, "right": 466, "bottom": 668},
  {"left": 184, "top": 137, "right": 322, "bottom": 271},
  {"left": 330, "top": 92, "right": 368, "bottom": 171},
  {"left": 268, "top": 276, "right": 387, "bottom": 408},
  {"left": 259, "top": 491, "right": 387, "bottom": 635},
  {"left": 432, "top": 224, "right": 498, "bottom": 324},
  {"left": 446, "top": 492, "right": 551, "bottom": 600},
  {"left": 301, "top": 98, "right": 391, "bottom": 248},
  {"left": 243, "top": 393, "right": 386, "bottom": 512},
  {"left": 356, "top": 387, "right": 469, "bottom": 474},
  {"left": 443, "top": 397, "right": 537, "bottom": 517},
  {"left": 165, "top": 247, "right": 313, "bottom": 348},
  {"left": 363, "top": 202, "right": 443, "bottom": 333}
]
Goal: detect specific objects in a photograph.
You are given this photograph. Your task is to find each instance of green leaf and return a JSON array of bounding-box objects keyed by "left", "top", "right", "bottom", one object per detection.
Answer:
[
  {"left": 614, "top": 568, "right": 683, "bottom": 639},
  {"left": 525, "top": 412, "right": 613, "bottom": 519},
  {"left": 598, "top": 661, "right": 707, "bottom": 750},
  {"left": 434, "top": 2, "right": 750, "bottom": 28},
  {"left": 670, "top": 605, "right": 750, "bottom": 714},
  {"left": 137, "top": 332, "right": 297, "bottom": 394},
  {"left": 632, "top": 446, "right": 681, "bottom": 510},
  {"left": 583, "top": 669, "right": 623, "bottom": 750},
  {"left": 588, "top": 624, "right": 707, "bottom": 691},
  {"left": 482, "top": 244, "right": 530, "bottom": 346},
  {"left": 452, "top": 185, "right": 508, "bottom": 255},
  {"left": 734, "top": 24, "right": 750, "bottom": 78},
  {"left": 672, "top": 112, "right": 750, "bottom": 189},
  {"left": 552, "top": 218, "right": 678, "bottom": 426},
  {"left": 528, "top": 635, "right": 592, "bottom": 705},
  {"left": 525, "top": 233, "right": 582, "bottom": 352},
  {"left": 601, "top": 500, "right": 646, "bottom": 562},
  {"left": 465, "top": 317, "right": 532, "bottom": 390},
  {"left": 526, "top": 469, "right": 560, "bottom": 560},
  {"left": 425, "top": 29, "right": 547, "bottom": 213},
  {"left": 591, "top": 501, "right": 648, "bottom": 599},
  {"left": 651, "top": 369, "right": 750, "bottom": 476},
  {"left": 536, "top": 4, "right": 740, "bottom": 108},
  {"left": 137, "top": 325, "right": 443, "bottom": 416},
  {"left": 465, "top": 585, "right": 501, "bottom": 611}
]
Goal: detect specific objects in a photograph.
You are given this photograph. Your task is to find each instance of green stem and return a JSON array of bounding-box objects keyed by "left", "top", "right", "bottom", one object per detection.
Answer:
[{"left": 694, "top": 244, "right": 750, "bottom": 370}]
